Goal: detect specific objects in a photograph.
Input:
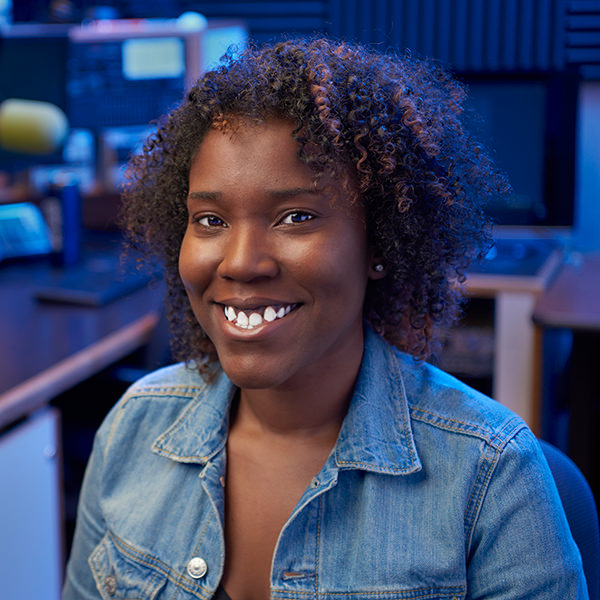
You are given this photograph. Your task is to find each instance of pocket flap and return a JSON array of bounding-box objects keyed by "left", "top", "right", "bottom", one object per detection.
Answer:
[{"left": 90, "top": 532, "right": 167, "bottom": 599}]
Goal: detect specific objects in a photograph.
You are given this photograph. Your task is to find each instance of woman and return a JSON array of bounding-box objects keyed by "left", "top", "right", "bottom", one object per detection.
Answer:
[{"left": 64, "top": 38, "right": 587, "bottom": 599}]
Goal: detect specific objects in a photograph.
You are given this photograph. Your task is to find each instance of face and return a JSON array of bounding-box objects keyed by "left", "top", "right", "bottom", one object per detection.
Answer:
[{"left": 179, "top": 118, "right": 381, "bottom": 392}]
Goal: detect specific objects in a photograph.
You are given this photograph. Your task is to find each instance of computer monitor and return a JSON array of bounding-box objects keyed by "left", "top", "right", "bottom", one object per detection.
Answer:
[
  {"left": 66, "top": 19, "right": 247, "bottom": 129},
  {"left": 461, "top": 72, "right": 578, "bottom": 228},
  {"left": 0, "top": 23, "right": 70, "bottom": 169}
]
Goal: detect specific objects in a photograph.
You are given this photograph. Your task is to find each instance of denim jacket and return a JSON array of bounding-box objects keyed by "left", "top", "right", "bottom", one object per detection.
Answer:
[{"left": 63, "top": 327, "right": 587, "bottom": 599}]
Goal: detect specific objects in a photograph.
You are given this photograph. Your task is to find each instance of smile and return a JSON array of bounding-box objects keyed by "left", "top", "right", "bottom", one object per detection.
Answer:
[{"left": 223, "top": 303, "right": 298, "bottom": 329}]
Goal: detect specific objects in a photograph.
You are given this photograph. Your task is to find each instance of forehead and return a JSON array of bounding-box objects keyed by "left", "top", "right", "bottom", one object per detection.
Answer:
[
  {"left": 192, "top": 118, "right": 309, "bottom": 181},
  {"left": 189, "top": 118, "right": 358, "bottom": 206}
]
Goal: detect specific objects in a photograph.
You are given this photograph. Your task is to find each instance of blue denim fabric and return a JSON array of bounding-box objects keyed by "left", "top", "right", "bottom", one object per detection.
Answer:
[{"left": 63, "top": 327, "right": 588, "bottom": 599}]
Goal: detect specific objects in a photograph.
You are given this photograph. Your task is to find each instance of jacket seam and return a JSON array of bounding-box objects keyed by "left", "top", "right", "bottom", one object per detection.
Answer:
[
  {"left": 392, "top": 359, "right": 420, "bottom": 468},
  {"left": 462, "top": 423, "right": 532, "bottom": 560},
  {"left": 127, "top": 386, "right": 205, "bottom": 399},
  {"left": 314, "top": 494, "right": 323, "bottom": 597},
  {"left": 409, "top": 407, "right": 526, "bottom": 451},
  {"left": 333, "top": 459, "right": 414, "bottom": 474},
  {"left": 270, "top": 584, "right": 465, "bottom": 598},
  {"left": 463, "top": 442, "right": 501, "bottom": 555},
  {"left": 169, "top": 512, "right": 213, "bottom": 598}
]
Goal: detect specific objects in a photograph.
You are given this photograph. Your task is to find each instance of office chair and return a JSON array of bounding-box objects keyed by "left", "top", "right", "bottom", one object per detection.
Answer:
[{"left": 539, "top": 439, "right": 600, "bottom": 600}]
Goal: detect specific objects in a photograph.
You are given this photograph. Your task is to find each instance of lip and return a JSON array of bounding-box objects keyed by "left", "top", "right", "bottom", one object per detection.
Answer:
[
  {"left": 215, "top": 297, "right": 299, "bottom": 310},
  {"left": 213, "top": 297, "right": 302, "bottom": 339}
]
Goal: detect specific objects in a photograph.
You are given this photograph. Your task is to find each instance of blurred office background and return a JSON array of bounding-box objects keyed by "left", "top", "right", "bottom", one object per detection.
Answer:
[{"left": 1, "top": 1, "right": 599, "bottom": 598}]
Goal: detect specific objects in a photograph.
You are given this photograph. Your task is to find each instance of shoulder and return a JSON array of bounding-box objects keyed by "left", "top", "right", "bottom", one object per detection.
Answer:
[
  {"left": 392, "top": 349, "right": 530, "bottom": 451},
  {"left": 389, "top": 351, "right": 563, "bottom": 542},
  {"left": 113, "top": 362, "right": 206, "bottom": 422},
  {"left": 94, "top": 363, "right": 219, "bottom": 455},
  {"left": 361, "top": 327, "right": 532, "bottom": 453},
  {"left": 125, "top": 361, "right": 207, "bottom": 393}
]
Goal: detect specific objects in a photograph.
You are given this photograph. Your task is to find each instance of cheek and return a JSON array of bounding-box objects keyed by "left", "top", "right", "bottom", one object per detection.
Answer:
[
  {"left": 178, "top": 232, "right": 211, "bottom": 295},
  {"left": 301, "top": 228, "right": 371, "bottom": 297}
]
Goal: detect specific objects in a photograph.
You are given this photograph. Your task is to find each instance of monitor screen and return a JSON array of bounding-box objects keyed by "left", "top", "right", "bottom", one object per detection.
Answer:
[
  {"left": 461, "top": 74, "right": 577, "bottom": 228},
  {"left": 122, "top": 37, "right": 185, "bottom": 80},
  {"left": 67, "top": 34, "right": 188, "bottom": 129}
]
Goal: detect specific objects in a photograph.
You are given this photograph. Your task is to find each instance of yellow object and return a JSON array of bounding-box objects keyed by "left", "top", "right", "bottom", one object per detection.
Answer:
[{"left": 0, "top": 99, "right": 68, "bottom": 155}]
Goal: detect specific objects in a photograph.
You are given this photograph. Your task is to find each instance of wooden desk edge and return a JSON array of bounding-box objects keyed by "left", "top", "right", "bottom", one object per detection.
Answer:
[{"left": 0, "top": 312, "right": 159, "bottom": 431}]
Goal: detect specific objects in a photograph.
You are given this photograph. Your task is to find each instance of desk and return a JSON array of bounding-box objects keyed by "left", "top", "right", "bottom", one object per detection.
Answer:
[
  {"left": 533, "top": 251, "right": 600, "bottom": 331},
  {"left": 0, "top": 233, "right": 162, "bottom": 600},
  {"left": 533, "top": 251, "right": 600, "bottom": 499},
  {"left": 464, "top": 238, "right": 563, "bottom": 433},
  {"left": 0, "top": 233, "right": 162, "bottom": 429}
]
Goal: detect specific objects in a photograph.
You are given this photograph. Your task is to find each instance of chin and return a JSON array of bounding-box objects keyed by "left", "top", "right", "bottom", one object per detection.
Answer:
[
  {"left": 217, "top": 354, "right": 289, "bottom": 391},
  {"left": 223, "top": 370, "right": 289, "bottom": 392}
]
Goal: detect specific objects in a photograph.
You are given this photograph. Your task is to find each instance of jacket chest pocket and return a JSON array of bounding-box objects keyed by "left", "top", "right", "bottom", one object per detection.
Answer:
[{"left": 90, "top": 532, "right": 170, "bottom": 600}]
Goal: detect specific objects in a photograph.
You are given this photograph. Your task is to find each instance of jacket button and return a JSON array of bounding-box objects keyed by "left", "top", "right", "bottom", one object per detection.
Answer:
[
  {"left": 187, "top": 557, "right": 208, "bottom": 579},
  {"left": 104, "top": 574, "right": 117, "bottom": 596}
]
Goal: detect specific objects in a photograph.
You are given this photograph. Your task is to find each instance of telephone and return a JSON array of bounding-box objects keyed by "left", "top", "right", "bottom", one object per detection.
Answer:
[{"left": 0, "top": 202, "right": 52, "bottom": 261}]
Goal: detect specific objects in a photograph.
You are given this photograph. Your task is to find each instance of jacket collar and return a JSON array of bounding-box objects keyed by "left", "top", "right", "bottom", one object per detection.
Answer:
[
  {"left": 333, "top": 326, "right": 421, "bottom": 475},
  {"left": 152, "top": 326, "right": 421, "bottom": 475}
]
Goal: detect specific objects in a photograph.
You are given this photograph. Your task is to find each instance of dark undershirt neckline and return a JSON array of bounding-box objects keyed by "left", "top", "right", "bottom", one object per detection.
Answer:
[{"left": 213, "top": 584, "right": 232, "bottom": 600}]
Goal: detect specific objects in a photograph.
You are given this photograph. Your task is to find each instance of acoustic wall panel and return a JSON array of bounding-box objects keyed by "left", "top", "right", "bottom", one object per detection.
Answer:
[
  {"left": 328, "top": 0, "right": 569, "bottom": 72},
  {"left": 566, "top": 0, "right": 600, "bottom": 77},
  {"left": 117, "top": 0, "right": 600, "bottom": 77}
]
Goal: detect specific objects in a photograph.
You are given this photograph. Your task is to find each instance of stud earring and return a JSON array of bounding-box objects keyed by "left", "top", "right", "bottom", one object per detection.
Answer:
[{"left": 374, "top": 263, "right": 384, "bottom": 272}]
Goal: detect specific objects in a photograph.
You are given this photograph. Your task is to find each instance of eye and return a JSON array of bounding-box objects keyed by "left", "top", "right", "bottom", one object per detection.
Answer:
[
  {"left": 279, "top": 211, "right": 315, "bottom": 225},
  {"left": 193, "top": 214, "right": 227, "bottom": 228}
]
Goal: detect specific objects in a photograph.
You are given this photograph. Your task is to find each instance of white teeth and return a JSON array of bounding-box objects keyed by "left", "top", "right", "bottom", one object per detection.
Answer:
[
  {"left": 223, "top": 303, "right": 296, "bottom": 329},
  {"left": 264, "top": 306, "right": 277, "bottom": 322},
  {"left": 236, "top": 311, "right": 249, "bottom": 327},
  {"left": 248, "top": 312, "right": 263, "bottom": 327}
]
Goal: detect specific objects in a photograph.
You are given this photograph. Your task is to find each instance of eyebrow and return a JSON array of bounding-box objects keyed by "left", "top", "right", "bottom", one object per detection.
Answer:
[
  {"left": 269, "top": 187, "right": 319, "bottom": 199},
  {"left": 187, "top": 191, "right": 221, "bottom": 201}
]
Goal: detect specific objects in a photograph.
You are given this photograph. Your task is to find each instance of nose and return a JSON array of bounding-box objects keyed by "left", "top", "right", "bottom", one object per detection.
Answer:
[{"left": 217, "top": 224, "right": 279, "bottom": 282}]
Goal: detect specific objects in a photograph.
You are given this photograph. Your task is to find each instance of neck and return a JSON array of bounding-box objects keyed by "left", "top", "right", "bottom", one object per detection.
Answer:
[
  {"left": 230, "top": 349, "right": 363, "bottom": 443},
  {"left": 234, "top": 388, "right": 347, "bottom": 443}
]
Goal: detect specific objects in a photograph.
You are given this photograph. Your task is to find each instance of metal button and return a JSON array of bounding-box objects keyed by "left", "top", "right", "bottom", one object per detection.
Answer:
[
  {"left": 187, "top": 556, "right": 208, "bottom": 579},
  {"left": 104, "top": 574, "right": 117, "bottom": 596}
]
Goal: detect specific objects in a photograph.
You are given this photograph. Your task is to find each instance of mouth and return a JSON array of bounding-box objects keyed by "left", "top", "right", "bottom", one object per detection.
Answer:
[{"left": 222, "top": 303, "right": 299, "bottom": 330}]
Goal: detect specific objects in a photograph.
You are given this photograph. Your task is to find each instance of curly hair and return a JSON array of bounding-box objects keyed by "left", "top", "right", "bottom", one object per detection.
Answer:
[{"left": 121, "top": 37, "right": 504, "bottom": 372}]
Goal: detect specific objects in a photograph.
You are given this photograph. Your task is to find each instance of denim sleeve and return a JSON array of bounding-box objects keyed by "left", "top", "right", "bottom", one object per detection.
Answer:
[
  {"left": 466, "top": 427, "right": 589, "bottom": 599},
  {"left": 62, "top": 413, "right": 112, "bottom": 599}
]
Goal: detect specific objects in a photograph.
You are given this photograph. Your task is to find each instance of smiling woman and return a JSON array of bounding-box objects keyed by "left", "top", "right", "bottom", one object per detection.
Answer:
[
  {"left": 179, "top": 118, "right": 376, "bottom": 395},
  {"left": 63, "top": 39, "right": 588, "bottom": 600}
]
